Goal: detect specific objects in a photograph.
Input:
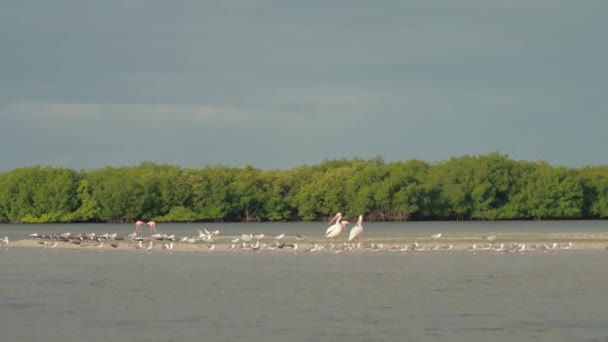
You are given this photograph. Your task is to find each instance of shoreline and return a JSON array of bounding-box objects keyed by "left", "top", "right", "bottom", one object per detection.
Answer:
[{"left": 5, "top": 232, "right": 608, "bottom": 253}]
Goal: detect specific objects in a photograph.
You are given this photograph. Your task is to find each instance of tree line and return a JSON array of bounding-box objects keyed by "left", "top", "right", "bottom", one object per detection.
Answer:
[{"left": 0, "top": 153, "right": 607, "bottom": 223}]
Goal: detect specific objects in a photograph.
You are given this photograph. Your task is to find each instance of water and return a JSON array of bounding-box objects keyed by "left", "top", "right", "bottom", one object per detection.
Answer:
[{"left": 1, "top": 222, "right": 608, "bottom": 341}]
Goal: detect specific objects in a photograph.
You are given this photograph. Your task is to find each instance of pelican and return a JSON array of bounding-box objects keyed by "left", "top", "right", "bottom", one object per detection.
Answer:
[
  {"left": 348, "top": 215, "right": 364, "bottom": 243},
  {"left": 325, "top": 212, "right": 349, "bottom": 242},
  {"left": 430, "top": 233, "right": 442, "bottom": 239}
]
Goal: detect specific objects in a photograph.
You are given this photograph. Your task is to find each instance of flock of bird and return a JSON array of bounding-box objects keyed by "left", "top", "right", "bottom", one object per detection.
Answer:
[{"left": 0, "top": 213, "right": 588, "bottom": 254}]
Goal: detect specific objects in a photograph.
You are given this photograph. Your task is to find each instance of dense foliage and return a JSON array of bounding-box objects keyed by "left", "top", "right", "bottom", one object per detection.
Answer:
[{"left": 0, "top": 153, "right": 606, "bottom": 223}]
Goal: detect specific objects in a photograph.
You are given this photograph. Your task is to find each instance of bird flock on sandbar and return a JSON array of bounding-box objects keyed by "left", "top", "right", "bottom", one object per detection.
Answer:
[{"left": 3, "top": 212, "right": 590, "bottom": 254}]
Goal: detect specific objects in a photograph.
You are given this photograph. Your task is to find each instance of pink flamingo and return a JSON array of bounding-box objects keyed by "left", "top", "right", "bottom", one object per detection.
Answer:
[
  {"left": 147, "top": 221, "right": 158, "bottom": 233},
  {"left": 134, "top": 220, "right": 145, "bottom": 233}
]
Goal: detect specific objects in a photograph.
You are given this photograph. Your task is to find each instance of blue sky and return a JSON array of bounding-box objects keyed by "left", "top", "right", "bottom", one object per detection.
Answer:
[{"left": 1, "top": 1, "right": 607, "bottom": 170}]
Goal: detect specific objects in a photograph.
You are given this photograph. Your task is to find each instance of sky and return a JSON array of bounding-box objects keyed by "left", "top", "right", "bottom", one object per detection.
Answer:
[{"left": 1, "top": 0, "right": 607, "bottom": 171}]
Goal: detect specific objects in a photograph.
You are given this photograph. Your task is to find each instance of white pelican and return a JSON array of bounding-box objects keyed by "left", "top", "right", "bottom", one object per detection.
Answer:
[
  {"left": 325, "top": 212, "right": 349, "bottom": 242},
  {"left": 348, "top": 215, "right": 364, "bottom": 243},
  {"left": 430, "top": 233, "right": 442, "bottom": 239}
]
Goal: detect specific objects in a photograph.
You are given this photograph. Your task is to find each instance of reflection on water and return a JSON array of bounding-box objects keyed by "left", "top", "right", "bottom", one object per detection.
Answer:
[{"left": 1, "top": 247, "right": 607, "bottom": 341}]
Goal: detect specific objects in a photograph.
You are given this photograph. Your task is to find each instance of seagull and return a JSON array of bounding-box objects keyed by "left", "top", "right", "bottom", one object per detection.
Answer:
[
  {"left": 211, "top": 230, "right": 220, "bottom": 236},
  {"left": 241, "top": 234, "right": 253, "bottom": 242},
  {"left": 253, "top": 234, "right": 265, "bottom": 240},
  {"left": 273, "top": 233, "right": 285, "bottom": 241},
  {"left": 348, "top": 215, "right": 364, "bottom": 243},
  {"left": 295, "top": 234, "right": 306, "bottom": 241},
  {"left": 0, "top": 236, "right": 8, "bottom": 246},
  {"left": 430, "top": 233, "right": 442, "bottom": 239},
  {"left": 231, "top": 237, "right": 240, "bottom": 243},
  {"left": 484, "top": 235, "right": 496, "bottom": 242}
]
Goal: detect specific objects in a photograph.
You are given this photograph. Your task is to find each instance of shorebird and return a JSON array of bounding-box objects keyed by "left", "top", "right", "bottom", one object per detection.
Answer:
[
  {"left": 1, "top": 236, "right": 8, "bottom": 246},
  {"left": 273, "top": 233, "right": 285, "bottom": 241},
  {"left": 162, "top": 242, "right": 174, "bottom": 251},
  {"left": 231, "top": 237, "right": 240, "bottom": 243},
  {"left": 430, "top": 233, "right": 442, "bottom": 239},
  {"left": 295, "top": 234, "right": 306, "bottom": 241},
  {"left": 348, "top": 215, "right": 364, "bottom": 243},
  {"left": 326, "top": 212, "right": 349, "bottom": 242}
]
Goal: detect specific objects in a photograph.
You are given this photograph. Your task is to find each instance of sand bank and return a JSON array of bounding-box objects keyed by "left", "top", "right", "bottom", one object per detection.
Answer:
[{"left": 5, "top": 232, "right": 608, "bottom": 253}]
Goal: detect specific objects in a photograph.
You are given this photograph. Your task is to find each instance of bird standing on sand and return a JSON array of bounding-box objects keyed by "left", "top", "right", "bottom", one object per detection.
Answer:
[
  {"left": 348, "top": 215, "right": 364, "bottom": 243},
  {"left": 430, "top": 233, "right": 442, "bottom": 239},
  {"left": 326, "top": 212, "right": 349, "bottom": 242}
]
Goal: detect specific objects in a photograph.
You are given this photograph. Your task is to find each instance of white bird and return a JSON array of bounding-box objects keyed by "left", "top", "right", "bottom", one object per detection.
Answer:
[
  {"left": 162, "top": 242, "right": 174, "bottom": 250},
  {"left": 211, "top": 230, "right": 220, "bottom": 236},
  {"left": 1, "top": 236, "right": 9, "bottom": 245},
  {"left": 484, "top": 235, "right": 496, "bottom": 242},
  {"left": 231, "top": 237, "right": 240, "bottom": 243},
  {"left": 145, "top": 241, "right": 153, "bottom": 251},
  {"left": 348, "top": 215, "right": 364, "bottom": 243},
  {"left": 241, "top": 234, "right": 253, "bottom": 242},
  {"left": 253, "top": 234, "right": 265, "bottom": 240},
  {"left": 325, "top": 212, "right": 349, "bottom": 242},
  {"left": 430, "top": 233, "right": 442, "bottom": 239},
  {"left": 295, "top": 234, "right": 306, "bottom": 241},
  {"left": 273, "top": 233, "right": 285, "bottom": 241}
]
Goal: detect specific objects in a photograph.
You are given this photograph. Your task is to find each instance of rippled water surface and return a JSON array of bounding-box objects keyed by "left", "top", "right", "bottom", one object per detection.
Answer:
[{"left": 1, "top": 222, "right": 608, "bottom": 341}]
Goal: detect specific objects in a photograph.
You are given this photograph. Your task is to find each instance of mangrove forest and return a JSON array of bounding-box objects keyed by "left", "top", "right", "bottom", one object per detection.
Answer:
[{"left": 0, "top": 153, "right": 607, "bottom": 223}]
